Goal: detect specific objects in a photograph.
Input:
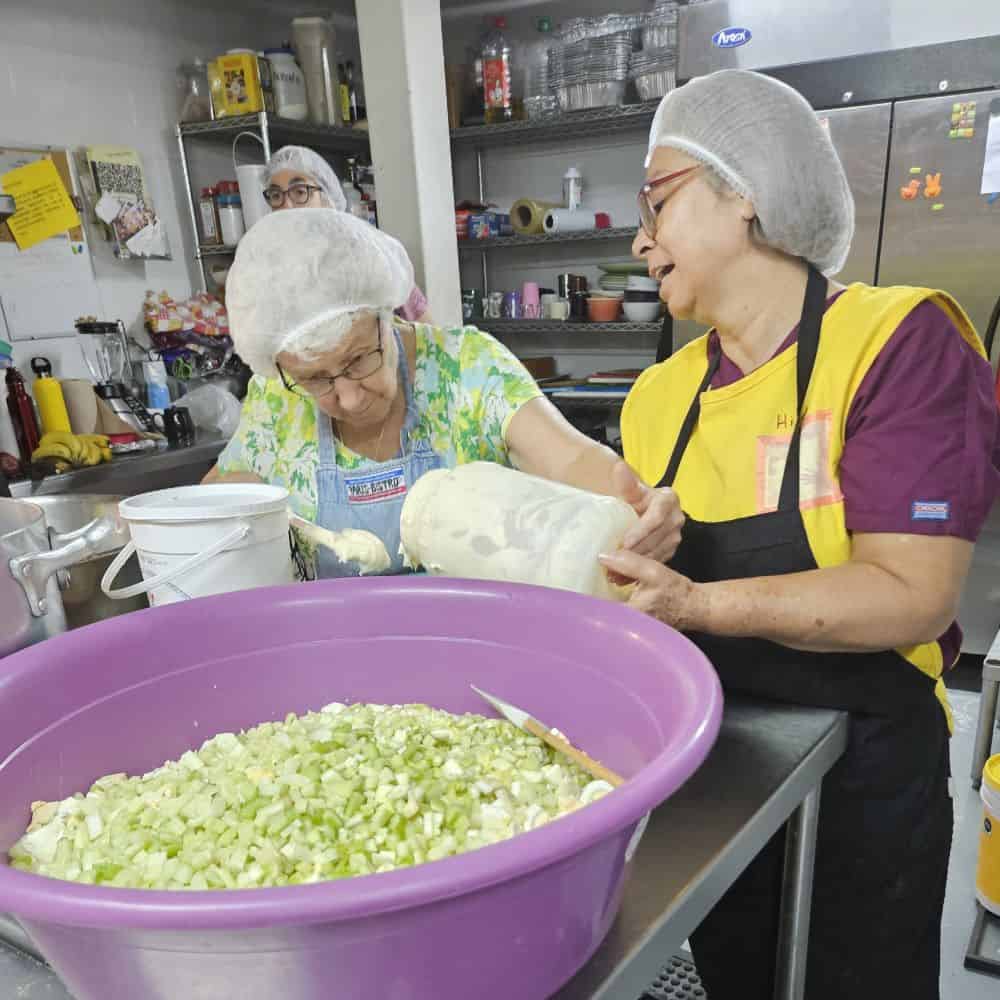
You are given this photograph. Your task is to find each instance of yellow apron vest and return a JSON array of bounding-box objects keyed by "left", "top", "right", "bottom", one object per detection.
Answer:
[{"left": 621, "top": 283, "right": 984, "bottom": 716}]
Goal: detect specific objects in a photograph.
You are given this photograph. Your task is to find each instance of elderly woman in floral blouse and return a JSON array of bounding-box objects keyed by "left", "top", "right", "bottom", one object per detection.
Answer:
[{"left": 206, "top": 208, "right": 683, "bottom": 578}]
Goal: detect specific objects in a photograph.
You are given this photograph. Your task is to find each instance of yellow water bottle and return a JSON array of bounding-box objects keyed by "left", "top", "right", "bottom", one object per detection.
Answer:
[{"left": 30, "top": 357, "right": 72, "bottom": 435}]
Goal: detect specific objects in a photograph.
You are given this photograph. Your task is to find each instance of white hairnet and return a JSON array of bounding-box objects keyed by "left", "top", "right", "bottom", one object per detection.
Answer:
[
  {"left": 227, "top": 208, "right": 415, "bottom": 377},
  {"left": 645, "top": 70, "right": 854, "bottom": 275},
  {"left": 265, "top": 145, "right": 347, "bottom": 212}
]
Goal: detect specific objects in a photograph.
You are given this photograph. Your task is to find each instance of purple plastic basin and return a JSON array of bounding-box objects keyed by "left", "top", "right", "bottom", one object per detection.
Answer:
[{"left": 0, "top": 578, "right": 722, "bottom": 1000}]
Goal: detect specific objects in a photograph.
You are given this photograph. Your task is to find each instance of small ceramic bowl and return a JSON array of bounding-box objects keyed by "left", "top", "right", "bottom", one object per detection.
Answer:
[
  {"left": 623, "top": 301, "right": 662, "bottom": 322},
  {"left": 623, "top": 289, "right": 660, "bottom": 303},
  {"left": 587, "top": 296, "right": 623, "bottom": 322},
  {"left": 626, "top": 275, "right": 660, "bottom": 292}
]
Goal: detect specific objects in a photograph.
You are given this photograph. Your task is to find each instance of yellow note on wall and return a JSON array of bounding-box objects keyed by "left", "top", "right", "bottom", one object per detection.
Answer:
[{"left": 1, "top": 157, "right": 81, "bottom": 250}]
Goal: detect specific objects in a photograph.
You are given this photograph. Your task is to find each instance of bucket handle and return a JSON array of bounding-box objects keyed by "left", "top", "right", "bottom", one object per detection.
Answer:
[
  {"left": 101, "top": 521, "right": 251, "bottom": 600},
  {"left": 233, "top": 131, "right": 266, "bottom": 170}
]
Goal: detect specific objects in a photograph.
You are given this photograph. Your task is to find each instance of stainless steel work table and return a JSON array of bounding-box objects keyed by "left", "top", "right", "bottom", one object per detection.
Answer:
[
  {"left": 0, "top": 700, "right": 848, "bottom": 1000},
  {"left": 8, "top": 432, "right": 227, "bottom": 499}
]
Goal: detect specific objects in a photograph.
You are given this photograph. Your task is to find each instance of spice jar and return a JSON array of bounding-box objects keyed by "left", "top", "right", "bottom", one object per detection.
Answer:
[{"left": 217, "top": 183, "right": 245, "bottom": 246}]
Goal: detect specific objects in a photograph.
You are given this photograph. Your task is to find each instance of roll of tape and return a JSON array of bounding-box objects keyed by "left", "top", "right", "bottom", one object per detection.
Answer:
[{"left": 510, "top": 199, "right": 561, "bottom": 235}]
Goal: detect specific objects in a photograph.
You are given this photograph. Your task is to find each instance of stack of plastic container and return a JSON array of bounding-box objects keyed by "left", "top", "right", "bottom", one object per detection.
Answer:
[
  {"left": 631, "top": 1, "right": 679, "bottom": 101},
  {"left": 521, "top": 16, "right": 560, "bottom": 120}
]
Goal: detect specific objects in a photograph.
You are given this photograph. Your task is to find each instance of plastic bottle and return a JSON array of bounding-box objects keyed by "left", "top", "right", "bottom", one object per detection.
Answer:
[
  {"left": 265, "top": 48, "right": 307, "bottom": 121},
  {"left": 399, "top": 462, "right": 639, "bottom": 602},
  {"left": 142, "top": 360, "right": 171, "bottom": 411},
  {"left": 482, "top": 16, "right": 514, "bottom": 124},
  {"left": 520, "top": 16, "right": 554, "bottom": 108},
  {"left": 29, "top": 358, "right": 72, "bottom": 435},
  {"left": 563, "top": 167, "right": 583, "bottom": 211},
  {"left": 5, "top": 367, "right": 41, "bottom": 465},
  {"left": 292, "top": 16, "right": 339, "bottom": 125}
]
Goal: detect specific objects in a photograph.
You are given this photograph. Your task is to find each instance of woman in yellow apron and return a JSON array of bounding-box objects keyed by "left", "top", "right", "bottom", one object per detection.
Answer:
[{"left": 602, "top": 70, "right": 1000, "bottom": 1000}]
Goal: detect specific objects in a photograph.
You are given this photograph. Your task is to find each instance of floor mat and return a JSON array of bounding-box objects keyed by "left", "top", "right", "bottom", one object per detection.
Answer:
[{"left": 642, "top": 954, "right": 707, "bottom": 999}]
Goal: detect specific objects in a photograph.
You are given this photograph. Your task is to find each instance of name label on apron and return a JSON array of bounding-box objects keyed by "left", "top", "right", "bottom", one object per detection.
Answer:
[{"left": 345, "top": 466, "right": 407, "bottom": 504}]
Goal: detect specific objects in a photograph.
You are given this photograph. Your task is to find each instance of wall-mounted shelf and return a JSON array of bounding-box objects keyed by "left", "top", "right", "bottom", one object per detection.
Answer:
[
  {"left": 459, "top": 227, "right": 637, "bottom": 250},
  {"left": 451, "top": 102, "right": 659, "bottom": 148},
  {"left": 179, "top": 113, "right": 370, "bottom": 154},
  {"left": 176, "top": 112, "right": 370, "bottom": 292},
  {"left": 198, "top": 244, "right": 237, "bottom": 258},
  {"left": 475, "top": 319, "right": 660, "bottom": 335}
]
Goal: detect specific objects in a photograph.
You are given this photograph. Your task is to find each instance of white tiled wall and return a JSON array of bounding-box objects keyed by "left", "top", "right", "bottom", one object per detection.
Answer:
[{"left": 0, "top": 0, "right": 293, "bottom": 365}]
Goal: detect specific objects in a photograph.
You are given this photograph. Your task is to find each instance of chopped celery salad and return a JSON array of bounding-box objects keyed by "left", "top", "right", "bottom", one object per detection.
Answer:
[{"left": 10, "top": 702, "right": 613, "bottom": 890}]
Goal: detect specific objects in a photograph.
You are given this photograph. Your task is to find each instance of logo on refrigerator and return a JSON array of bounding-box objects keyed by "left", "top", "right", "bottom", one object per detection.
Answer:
[{"left": 712, "top": 27, "right": 753, "bottom": 49}]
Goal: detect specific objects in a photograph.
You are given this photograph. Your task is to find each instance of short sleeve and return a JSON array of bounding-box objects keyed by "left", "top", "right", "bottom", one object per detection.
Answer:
[
  {"left": 840, "top": 300, "right": 1000, "bottom": 541},
  {"left": 215, "top": 376, "right": 266, "bottom": 476},
  {"left": 453, "top": 326, "right": 542, "bottom": 464},
  {"left": 395, "top": 285, "right": 429, "bottom": 322},
  {"left": 215, "top": 374, "right": 319, "bottom": 520}
]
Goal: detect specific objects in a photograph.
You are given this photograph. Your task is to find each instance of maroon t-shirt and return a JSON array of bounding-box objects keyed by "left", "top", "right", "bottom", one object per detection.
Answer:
[{"left": 709, "top": 293, "right": 1000, "bottom": 666}]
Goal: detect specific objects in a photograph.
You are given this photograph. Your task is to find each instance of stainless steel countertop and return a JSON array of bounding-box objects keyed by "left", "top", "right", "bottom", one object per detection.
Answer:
[
  {"left": 0, "top": 699, "right": 848, "bottom": 1000},
  {"left": 8, "top": 434, "right": 228, "bottom": 499},
  {"left": 554, "top": 700, "right": 848, "bottom": 999}
]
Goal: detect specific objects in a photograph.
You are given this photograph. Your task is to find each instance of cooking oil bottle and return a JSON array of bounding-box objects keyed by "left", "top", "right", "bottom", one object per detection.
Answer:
[{"left": 482, "top": 16, "right": 514, "bottom": 124}]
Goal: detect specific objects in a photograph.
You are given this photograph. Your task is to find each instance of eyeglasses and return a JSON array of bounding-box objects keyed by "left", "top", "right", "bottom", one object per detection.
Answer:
[
  {"left": 277, "top": 325, "right": 385, "bottom": 399},
  {"left": 262, "top": 182, "right": 324, "bottom": 210},
  {"left": 637, "top": 165, "right": 701, "bottom": 239}
]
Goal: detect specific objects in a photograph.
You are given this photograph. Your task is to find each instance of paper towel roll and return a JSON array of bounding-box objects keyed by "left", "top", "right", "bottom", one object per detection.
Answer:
[
  {"left": 510, "top": 199, "right": 562, "bottom": 235},
  {"left": 62, "top": 380, "right": 99, "bottom": 435},
  {"left": 543, "top": 209, "right": 612, "bottom": 234}
]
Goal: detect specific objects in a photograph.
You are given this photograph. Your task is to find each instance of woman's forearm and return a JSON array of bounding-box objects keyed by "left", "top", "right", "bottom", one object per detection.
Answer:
[
  {"left": 690, "top": 560, "right": 956, "bottom": 653},
  {"left": 507, "top": 397, "right": 621, "bottom": 494},
  {"left": 547, "top": 438, "right": 621, "bottom": 496}
]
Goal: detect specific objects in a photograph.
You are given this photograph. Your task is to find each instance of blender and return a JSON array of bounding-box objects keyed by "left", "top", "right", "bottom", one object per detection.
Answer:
[{"left": 74, "top": 320, "right": 156, "bottom": 432}]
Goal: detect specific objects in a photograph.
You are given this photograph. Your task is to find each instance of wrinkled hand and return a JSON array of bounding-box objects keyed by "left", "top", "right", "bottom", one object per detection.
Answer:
[
  {"left": 599, "top": 548, "right": 705, "bottom": 632},
  {"left": 612, "top": 460, "right": 684, "bottom": 563}
]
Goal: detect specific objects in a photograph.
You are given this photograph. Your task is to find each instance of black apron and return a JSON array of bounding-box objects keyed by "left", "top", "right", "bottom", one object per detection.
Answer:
[{"left": 659, "top": 266, "right": 953, "bottom": 1000}]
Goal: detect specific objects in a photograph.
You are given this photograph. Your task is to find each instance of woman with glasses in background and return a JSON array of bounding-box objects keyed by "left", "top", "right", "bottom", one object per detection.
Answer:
[
  {"left": 261, "top": 145, "right": 432, "bottom": 323},
  {"left": 203, "top": 208, "right": 683, "bottom": 578}
]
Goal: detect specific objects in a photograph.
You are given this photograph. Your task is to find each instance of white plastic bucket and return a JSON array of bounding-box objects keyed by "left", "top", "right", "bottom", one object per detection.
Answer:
[
  {"left": 101, "top": 485, "right": 294, "bottom": 607},
  {"left": 237, "top": 163, "right": 269, "bottom": 230},
  {"left": 978, "top": 753, "right": 1000, "bottom": 916}
]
